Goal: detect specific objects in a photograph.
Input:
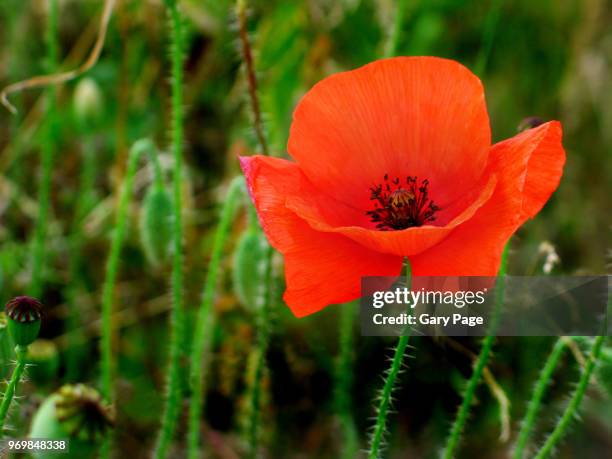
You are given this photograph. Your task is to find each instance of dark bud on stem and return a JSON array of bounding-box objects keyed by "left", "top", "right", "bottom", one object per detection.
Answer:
[{"left": 5, "top": 296, "right": 43, "bottom": 347}]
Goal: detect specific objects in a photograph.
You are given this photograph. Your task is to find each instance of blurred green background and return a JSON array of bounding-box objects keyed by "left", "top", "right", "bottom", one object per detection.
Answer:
[{"left": 0, "top": 0, "right": 610, "bottom": 457}]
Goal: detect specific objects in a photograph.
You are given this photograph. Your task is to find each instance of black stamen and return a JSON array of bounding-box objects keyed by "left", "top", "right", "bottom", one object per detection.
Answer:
[{"left": 366, "top": 175, "right": 440, "bottom": 230}]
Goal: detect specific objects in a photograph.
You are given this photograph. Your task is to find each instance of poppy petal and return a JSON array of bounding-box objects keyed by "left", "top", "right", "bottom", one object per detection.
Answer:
[
  {"left": 240, "top": 155, "right": 403, "bottom": 316},
  {"left": 408, "top": 121, "right": 565, "bottom": 276},
  {"left": 288, "top": 56, "right": 491, "bottom": 209},
  {"left": 517, "top": 121, "right": 565, "bottom": 222},
  {"left": 282, "top": 219, "right": 403, "bottom": 317}
]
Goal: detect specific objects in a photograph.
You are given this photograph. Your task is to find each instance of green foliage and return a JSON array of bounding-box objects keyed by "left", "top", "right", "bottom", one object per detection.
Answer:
[
  {"left": 255, "top": 2, "right": 309, "bottom": 152},
  {"left": 30, "top": 0, "right": 59, "bottom": 298},
  {"left": 534, "top": 336, "right": 606, "bottom": 459},
  {"left": 187, "top": 176, "right": 245, "bottom": 459}
]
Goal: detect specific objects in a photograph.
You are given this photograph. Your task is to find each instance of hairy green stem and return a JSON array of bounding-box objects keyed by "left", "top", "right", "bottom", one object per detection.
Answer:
[
  {"left": 155, "top": 1, "right": 186, "bottom": 457},
  {"left": 368, "top": 263, "right": 413, "bottom": 459},
  {"left": 335, "top": 303, "right": 358, "bottom": 458},
  {"left": 246, "top": 244, "right": 273, "bottom": 459},
  {"left": 384, "top": 0, "right": 407, "bottom": 58},
  {"left": 31, "top": 0, "right": 59, "bottom": 298},
  {"left": 368, "top": 333, "right": 410, "bottom": 459},
  {"left": 0, "top": 345, "right": 28, "bottom": 435},
  {"left": 441, "top": 246, "right": 509, "bottom": 459},
  {"left": 187, "top": 177, "right": 245, "bottom": 459},
  {"left": 533, "top": 335, "right": 605, "bottom": 459},
  {"left": 513, "top": 338, "right": 568, "bottom": 459}
]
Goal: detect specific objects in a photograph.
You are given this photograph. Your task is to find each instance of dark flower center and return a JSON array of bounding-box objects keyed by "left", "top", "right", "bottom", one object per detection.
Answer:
[{"left": 366, "top": 175, "right": 440, "bottom": 230}]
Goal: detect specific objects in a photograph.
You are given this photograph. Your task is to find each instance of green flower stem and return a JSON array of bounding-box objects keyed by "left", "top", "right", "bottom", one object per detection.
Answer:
[
  {"left": 441, "top": 246, "right": 509, "bottom": 459},
  {"left": 246, "top": 244, "right": 273, "bottom": 459},
  {"left": 335, "top": 303, "right": 358, "bottom": 458},
  {"left": 100, "top": 139, "right": 157, "bottom": 401},
  {"left": 155, "top": 1, "right": 186, "bottom": 457},
  {"left": 31, "top": 0, "right": 59, "bottom": 298},
  {"left": 187, "top": 177, "right": 245, "bottom": 459},
  {"left": 513, "top": 338, "right": 568, "bottom": 459},
  {"left": 368, "top": 334, "right": 410, "bottom": 459},
  {"left": 0, "top": 345, "right": 28, "bottom": 435},
  {"left": 533, "top": 335, "right": 605, "bottom": 459},
  {"left": 368, "top": 263, "right": 413, "bottom": 459},
  {"left": 384, "top": 0, "right": 407, "bottom": 58}
]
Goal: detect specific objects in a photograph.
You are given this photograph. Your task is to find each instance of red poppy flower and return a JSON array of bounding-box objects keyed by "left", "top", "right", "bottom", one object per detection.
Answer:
[{"left": 240, "top": 57, "right": 565, "bottom": 317}]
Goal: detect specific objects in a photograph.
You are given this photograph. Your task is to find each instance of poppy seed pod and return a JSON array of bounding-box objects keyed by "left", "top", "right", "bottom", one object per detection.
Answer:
[
  {"left": 5, "top": 296, "right": 43, "bottom": 347},
  {"left": 29, "top": 384, "right": 114, "bottom": 459}
]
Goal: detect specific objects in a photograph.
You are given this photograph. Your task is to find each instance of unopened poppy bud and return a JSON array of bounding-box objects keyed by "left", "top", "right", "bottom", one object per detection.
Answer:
[
  {"left": 232, "top": 229, "right": 268, "bottom": 308},
  {"left": 73, "top": 78, "right": 103, "bottom": 126},
  {"left": 5, "top": 296, "right": 43, "bottom": 347},
  {"left": 26, "top": 339, "right": 59, "bottom": 384},
  {"left": 517, "top": 116, "right": 545, "bottom": 132},
  {"left": 29, "top": 384, "right": 114, "bottom": 459},
  {"left": 139, "top": 184, "right": 174, "bottom": 267}
]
